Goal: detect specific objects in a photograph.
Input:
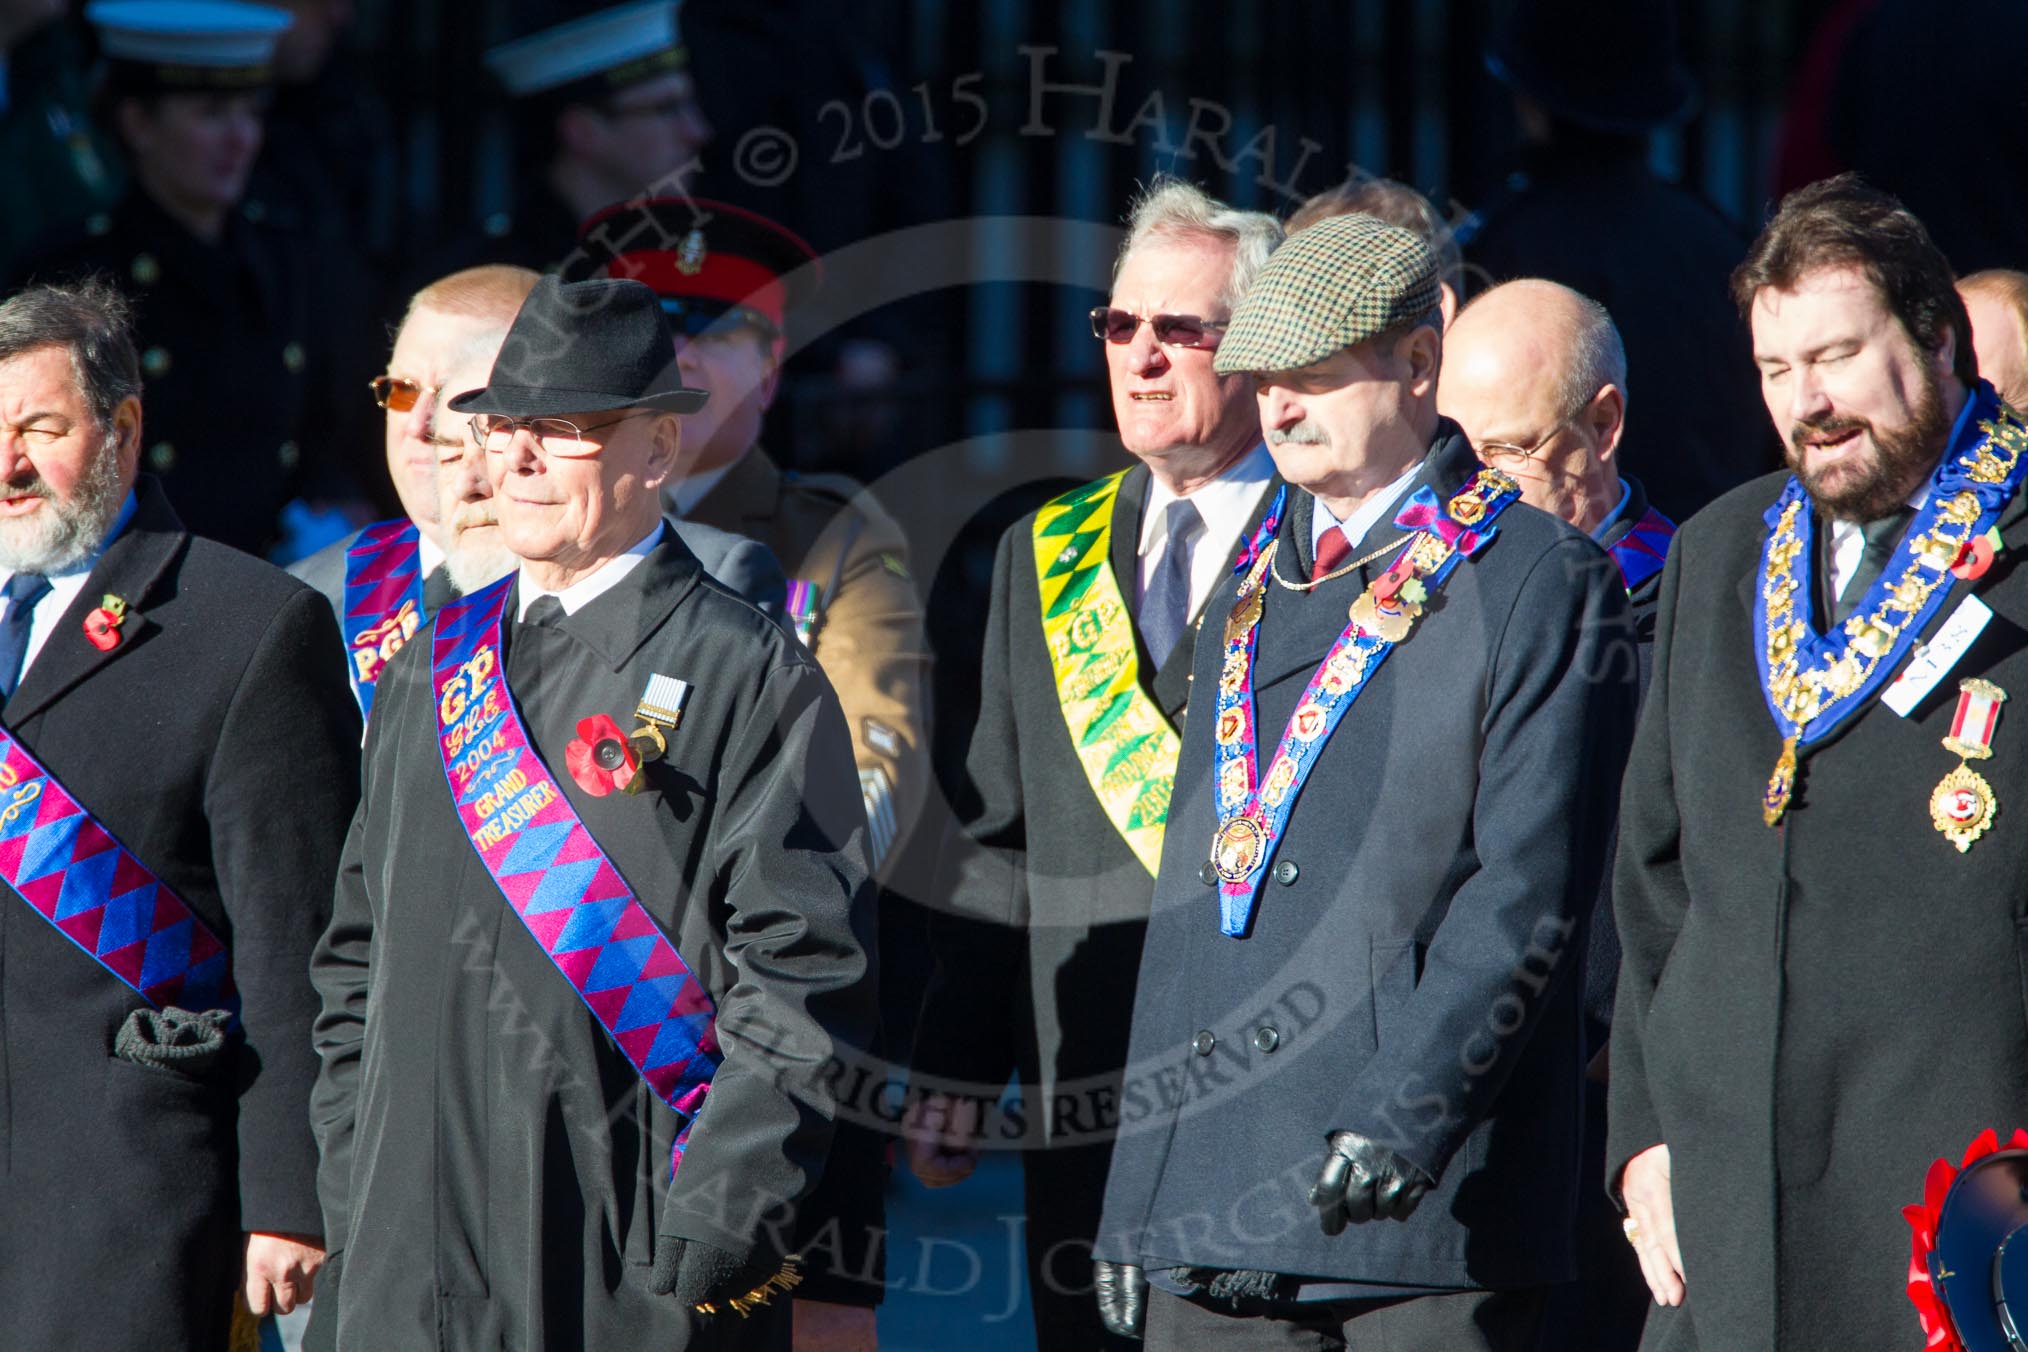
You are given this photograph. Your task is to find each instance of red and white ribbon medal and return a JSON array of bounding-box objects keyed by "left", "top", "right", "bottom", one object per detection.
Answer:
[{"left": 1931, "top": 677, "right": 2006, "bottom": 852}]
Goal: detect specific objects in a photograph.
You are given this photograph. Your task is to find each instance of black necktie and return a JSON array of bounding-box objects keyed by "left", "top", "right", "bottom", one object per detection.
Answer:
[
  {"left": 1139, "top": 499, "right": 1203, "bottom": 662},
  {"left": 1834, "top": 509, "right": 1912, "bottom": 624},
  {"left": 0, "top": 572, "right": 50, "bottom": 698},
  {"left": 522, "top": 594, "right": 566, "bottom": 628}
]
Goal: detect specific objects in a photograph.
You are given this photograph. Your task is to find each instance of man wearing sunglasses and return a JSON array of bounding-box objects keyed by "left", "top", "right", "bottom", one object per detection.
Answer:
[
  {"left": 1092, "top": 214, "right": 1635, "bottom": 1349},
  {"left": 292, "top": 264, "right": 787, "bottom": 720},
  {"left": 309, "top": 274, "right": 876, "bottom": 1349},
  {"left": 907, "top": 178, "right": 1281, "bottom": 1350}
]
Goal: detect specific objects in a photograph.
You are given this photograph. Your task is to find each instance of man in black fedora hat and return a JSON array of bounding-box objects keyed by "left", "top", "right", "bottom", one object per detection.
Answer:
[
  {"left": 308, "top": 274, "right": 878, "bottom": 1350},
  {"left": 1456, "top": 0, "right": 1774, "bottom": 524}
]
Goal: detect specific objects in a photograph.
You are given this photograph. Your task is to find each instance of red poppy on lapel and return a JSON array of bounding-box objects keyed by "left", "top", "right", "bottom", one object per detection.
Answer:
[
  {"left": 565, "top": 714, "right": 642, "bottom": 797},
  {"left": 83, "top": 594, "right": 127, "bottom": 652}
]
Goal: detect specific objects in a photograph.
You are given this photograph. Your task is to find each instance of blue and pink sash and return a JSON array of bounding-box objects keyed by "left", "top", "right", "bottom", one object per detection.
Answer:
[
  {"left": 1607, "top": 505, "right": 1675, "bottom": 594},
  {"left": 0, "top": 726, "right": 233, "bottom": 1012},
  {"left": 432, "top": 575, "right": 720, "bottom": 1165},
  {"left": 342, "top": 519, "right": 430, "bottom": 717}
]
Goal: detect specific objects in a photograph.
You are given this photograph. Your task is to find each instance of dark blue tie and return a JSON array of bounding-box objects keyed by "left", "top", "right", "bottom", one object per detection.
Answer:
[
  {"left": 1140, "top": 498, "right": 1203, "bottom": 663},
  {"left": 0, "top": 572, "right": 50, "bottom": 698}
]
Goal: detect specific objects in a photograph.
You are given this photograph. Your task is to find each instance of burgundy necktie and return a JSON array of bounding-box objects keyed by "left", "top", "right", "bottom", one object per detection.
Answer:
[{"left": 1312, "top": 527, "right": 1353, "bottom": 582}]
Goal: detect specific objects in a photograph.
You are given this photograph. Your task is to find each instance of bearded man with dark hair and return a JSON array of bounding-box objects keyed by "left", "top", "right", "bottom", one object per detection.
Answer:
[{"left": 1609, "top": 174, "right": 2028, "bottom": 1350}]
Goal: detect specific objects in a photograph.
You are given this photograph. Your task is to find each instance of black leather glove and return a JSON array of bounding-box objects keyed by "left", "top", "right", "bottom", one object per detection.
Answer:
[
  {"left": 1307, "top": 1130, "right": 1434, "bottom": 1233},
  {"left": 650, "top": 1236, "right": 784, "bottom": 1311},
  {"left": 1093, "top": 1258, "right": 1148, "bottom": 1340}
]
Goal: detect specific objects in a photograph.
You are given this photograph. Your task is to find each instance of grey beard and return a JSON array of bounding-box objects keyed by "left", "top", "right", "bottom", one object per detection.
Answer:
[
  {"left": 443, "top": 531, "right": 517, "bottom": 596},
  {"left": 0, "top": 436, "right": 127, "bottom": 574}
]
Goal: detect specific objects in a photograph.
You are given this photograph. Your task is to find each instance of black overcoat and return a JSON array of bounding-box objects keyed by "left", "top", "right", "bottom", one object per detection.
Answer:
[
  {"left": 309, "top": 529, "right": 877, "bottom": 1350},
  {"left": 1610, "top": 444, "right": 2028, "bottom": 1350},
  {"left": 1096, "top": 431, "right": 1637, "bottom": 1289},
  {"left": 0, "top": 478, "right": 361, "bottom": 1350},
  {"left": 910, "top": 460, "right": 1275, "bottom": 1343},
  {"left": 913, "top": 461, "right": 1277, "bottom": 1128}
]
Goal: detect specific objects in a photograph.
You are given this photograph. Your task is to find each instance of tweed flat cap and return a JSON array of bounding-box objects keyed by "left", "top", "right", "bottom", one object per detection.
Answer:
[{"left": 1214, "top": 213, "right": 1442, "bottom": 375}]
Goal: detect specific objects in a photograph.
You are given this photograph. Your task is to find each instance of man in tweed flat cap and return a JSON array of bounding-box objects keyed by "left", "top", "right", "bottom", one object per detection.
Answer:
[{"left": 1093, "top": 213, "right": 1637, "bottom": 1348}]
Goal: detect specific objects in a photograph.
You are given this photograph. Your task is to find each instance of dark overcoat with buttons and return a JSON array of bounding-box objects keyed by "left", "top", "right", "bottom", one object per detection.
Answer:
[
  {"left": 308, "top": 529, "right": 878, "bottom": 1350},
  {"left": 1609, "top": 418, "right": 2028, "bottom": 1351},
  {"left": 1095, "top": 430, "right": 1637, "bottom": 1290},
  {"left": 0, "top": 478, "right": 361, "bottom": 1350},
  {"left": 12, "top": 188, "right": 378, "bottom": 556},
  {"left": 912, "top": 460, "right": 1277, "bottom": 1335}
]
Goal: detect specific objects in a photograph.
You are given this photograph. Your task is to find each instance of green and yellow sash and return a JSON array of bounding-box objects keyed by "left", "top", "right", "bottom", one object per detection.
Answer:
[{"left": 1032, "top": 471, "right": 1180, "bottom": 876}]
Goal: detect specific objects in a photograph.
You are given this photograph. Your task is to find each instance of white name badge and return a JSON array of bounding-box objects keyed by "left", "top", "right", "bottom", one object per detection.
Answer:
[{"left": 1883, "top": 595, "right": 1994, "bottom": 717}]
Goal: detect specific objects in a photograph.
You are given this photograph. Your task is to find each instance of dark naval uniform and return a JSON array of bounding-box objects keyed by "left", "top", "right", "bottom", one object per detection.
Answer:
[
  {"left": 0, "top": 19, "right": 122, "bottom": 281},
  {"left": 309, "top": 527, "right": 877, "bottom": 1350},
  {"left": 1610, "top": 386, "right": 2028, "bottom": 1351},
  {"left": 12, "top": 191, "right": 375, "bottom": 556},
  {"left": 914, "top": 460, "right": 1277, "bottom": 1347},
  {"left": 0, "top": 478, "right": 361, "bottom": 1350},
  {"left": 402, "top": 187, "right": 582, "bottom": 303},
  {"left": 1095, "top": 432, "right": 1635, "bottom": 1327}
]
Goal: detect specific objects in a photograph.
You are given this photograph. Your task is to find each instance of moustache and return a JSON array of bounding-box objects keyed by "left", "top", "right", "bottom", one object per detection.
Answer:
[
  {"left": 1266, "top": 423, "right": 1329, "bottom": 447},
  {"left": 1789, "top": 413, "right": 1871, "bottom": 451},
  {"left": 449, "top": 502, "right": 498, "bottom": 531}
]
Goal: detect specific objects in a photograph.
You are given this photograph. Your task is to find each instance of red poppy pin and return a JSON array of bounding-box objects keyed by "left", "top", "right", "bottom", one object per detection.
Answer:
[
  {"left": 1951, "top": 527, "right": 2004, "bottom": 582},
  {"left": 565, "top": 714, "right": 644, "bottom": 797},
  {"left": 83, "top": 594, "right": 126, "bottom": 652}
]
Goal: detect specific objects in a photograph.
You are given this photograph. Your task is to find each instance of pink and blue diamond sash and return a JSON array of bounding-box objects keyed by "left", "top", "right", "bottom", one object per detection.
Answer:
[
  {"left": 432, "top": 574, "right": 720, "bottom": 1165},
  {"left": 0, "top": 725, "right": 233, "bottom": 1013},
  {"left": 1210, "top": 473, "right": 1519, "bottom": 936},
  {"left": 1607, "top": 505, "right": 1675, "bottom": 594},
  {"left": 342, "top": 518, "right": 430, "bottom": 717}
]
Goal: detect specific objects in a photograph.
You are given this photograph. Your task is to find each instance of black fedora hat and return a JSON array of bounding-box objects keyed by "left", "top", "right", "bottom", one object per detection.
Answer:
[
  {"left": 448, "top": 274, "right": 708, "bottom": 418},
  {"left": 1487, "top": 0, "right": 1698, "bottom": 136}
]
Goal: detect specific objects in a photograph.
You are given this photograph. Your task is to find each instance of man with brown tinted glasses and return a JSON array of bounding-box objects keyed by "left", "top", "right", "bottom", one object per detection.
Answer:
[
  {"left": 905, "top": 178, "right": 1281, "bottom": 1349},
  {"left": 291, "top": 266, "right": 535, "bottom": 717}
]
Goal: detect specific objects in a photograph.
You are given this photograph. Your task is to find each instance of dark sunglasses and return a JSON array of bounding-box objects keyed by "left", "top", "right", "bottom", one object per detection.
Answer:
[
  {"left": 1089, "top": 306, "right": 1228, "bottom": 349},
  {"left": 369, "top": 375, "right": 438, "bottom": 413}
]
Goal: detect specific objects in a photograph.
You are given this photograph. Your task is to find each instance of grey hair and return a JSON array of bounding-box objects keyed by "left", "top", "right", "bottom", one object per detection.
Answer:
[
  {"left": 0, "top": 279, "right": 141, "bottom": 430},
  {"left": 1555, "top": 293, "right": 1629, "bottom": 422},
  {"left": 1112, "top": 176, "right": 1284, "bottom": 314}
]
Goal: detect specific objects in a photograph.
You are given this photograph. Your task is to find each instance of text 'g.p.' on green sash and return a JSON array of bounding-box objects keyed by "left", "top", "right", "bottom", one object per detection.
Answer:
[{"left": 1032, "top": 471, "right": 1180, "bottom": 875}]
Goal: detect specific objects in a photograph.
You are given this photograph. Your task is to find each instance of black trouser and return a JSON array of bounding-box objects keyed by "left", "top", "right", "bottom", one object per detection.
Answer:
[
  {"left": 1021, "top": 1140, "right": 1140, "bottom": 1351},
  {"left": 1143, "top": 1284, "right": 1550, "bottom": 1351}
]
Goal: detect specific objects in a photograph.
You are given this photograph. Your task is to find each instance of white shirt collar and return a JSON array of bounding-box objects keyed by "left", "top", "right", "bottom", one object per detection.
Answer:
[
  {"left": 417, "top": 531, "right": 445, "bottom": 576},
  {"left": 1310, "top": 457, "right": 1423, "bottom": 558},
  {"left": 1134, "top": 443, "right": 1275, "bottom": 622},
  {"left": 514, "top": 521, "right": 663, "bottom": 620},
  {"left": 1137, "top": 442, "right": 1275, "bottom": 556},
  {"left": 0, "top": 489, "right": 140, "bottom": 680}
]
